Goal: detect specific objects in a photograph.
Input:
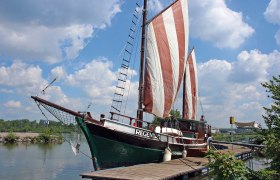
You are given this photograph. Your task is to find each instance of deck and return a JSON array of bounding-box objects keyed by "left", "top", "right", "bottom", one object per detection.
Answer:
[{"left": 80, "top": 144, "right": 253, "bottom": 180}]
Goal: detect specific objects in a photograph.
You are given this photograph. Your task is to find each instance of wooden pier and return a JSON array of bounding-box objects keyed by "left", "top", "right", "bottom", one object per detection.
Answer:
[{"left": 80, "top": 144, "right": 254, "bottom": 180}]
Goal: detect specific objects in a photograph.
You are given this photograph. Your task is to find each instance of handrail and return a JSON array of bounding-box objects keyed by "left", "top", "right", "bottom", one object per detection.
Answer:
[
  {"left": 110, "top": 111, "right": 138, "bottom": 120},
  {"left": 109, "top": 112, "right": 151, "bottom": 126},
  {"left": 212, "top": 140, "right": 265, "bottom": 148}
]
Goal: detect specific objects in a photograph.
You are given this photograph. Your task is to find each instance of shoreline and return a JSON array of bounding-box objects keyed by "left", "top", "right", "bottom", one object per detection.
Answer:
[
  {"left": 0, "top": 132, "right": 64, "bottom": 144},
  {"left": 0, "top": 132, "right": 39, "bottom": 138}
]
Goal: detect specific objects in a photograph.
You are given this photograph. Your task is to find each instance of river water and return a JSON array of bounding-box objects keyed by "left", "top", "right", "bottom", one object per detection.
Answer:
[
  {"left": 0, "top": 134, "right": 269, "bottom": 180},
  {"left": 0, "top": 134, "right": 93, "bottom": 180}
]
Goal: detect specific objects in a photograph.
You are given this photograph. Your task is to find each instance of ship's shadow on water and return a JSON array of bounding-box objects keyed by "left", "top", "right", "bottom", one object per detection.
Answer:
[{"left": 0, "top": 134, "right": 93, "bottom": 180}]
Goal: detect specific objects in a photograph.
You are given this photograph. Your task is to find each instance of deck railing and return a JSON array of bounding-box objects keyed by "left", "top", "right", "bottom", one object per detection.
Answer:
[{"left": 109, "top": 112, "right": 152, "bottom": 130}]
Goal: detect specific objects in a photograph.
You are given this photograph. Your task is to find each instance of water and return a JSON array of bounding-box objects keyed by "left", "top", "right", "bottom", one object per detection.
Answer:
[
  {"left": 0, "top": 134, "right": 270, "bottom": 180},
  {"left": 0, "top": 134, "right": 93, "bottom": 180},
  {"left": 245, "top": 156, "right": 270, "bottom": 171}
]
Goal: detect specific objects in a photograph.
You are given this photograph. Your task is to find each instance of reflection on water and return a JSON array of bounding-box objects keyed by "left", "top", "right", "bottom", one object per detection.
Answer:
[
  {"left": 0, "top": 134, "right": 92, "bottom": 180},
  {"left": 246, "top": 157, "right": 270, "bottom": 171}
]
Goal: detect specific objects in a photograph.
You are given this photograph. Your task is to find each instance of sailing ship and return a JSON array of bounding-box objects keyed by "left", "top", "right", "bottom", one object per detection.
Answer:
[{"left": 32, "top": 0, "right": 212, "bottom": 170}]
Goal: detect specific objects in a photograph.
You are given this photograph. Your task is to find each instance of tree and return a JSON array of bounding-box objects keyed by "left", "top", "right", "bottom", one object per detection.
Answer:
[
  {"left": 206, "top": 150, "right": 247, "bottom": 180},
  {"left": 151, "top": 109, "right": 181, "bottom": 126},
  {"left": 261, "top": 75, "right": 280, "bottom": 173},
  {"left": 206, "top": 150, "right": 277, "bottom": 180}
]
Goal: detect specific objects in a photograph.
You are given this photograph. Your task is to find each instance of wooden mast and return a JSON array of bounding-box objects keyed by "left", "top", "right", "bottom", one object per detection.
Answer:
[
  {"left": 182, "top": 69, "right": 186, "bottom": 119},
  {"left": 137, "top": 0, "right": 147, "bottom": 126}
]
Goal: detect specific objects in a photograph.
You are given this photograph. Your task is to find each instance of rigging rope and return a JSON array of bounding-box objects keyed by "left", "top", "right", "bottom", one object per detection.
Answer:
[
  {"left": 36, "top": 101, "right": 94, "bottom": 161},
  {"left": 123, "top": 11, "right": 142, "bottom": 117}
]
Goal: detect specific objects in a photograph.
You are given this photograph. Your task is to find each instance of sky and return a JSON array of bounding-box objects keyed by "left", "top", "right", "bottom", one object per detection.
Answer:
[{"left": 0, "top": 0, "right": 279, "bottom": 128}]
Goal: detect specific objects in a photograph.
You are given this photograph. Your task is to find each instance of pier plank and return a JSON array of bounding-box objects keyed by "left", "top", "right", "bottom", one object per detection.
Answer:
[{"left": 81, "top": 144, "right": 252, "bottom": 180}]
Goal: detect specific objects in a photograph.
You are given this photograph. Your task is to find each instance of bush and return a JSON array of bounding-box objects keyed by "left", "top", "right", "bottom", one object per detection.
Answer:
[
  {"left": 206, "top": 150, "right": 247, "bottom": 179},
  {"left": 36, "top": 133, "right": 51, "bottom": 143},
  {"left": 246, "top": 168, "right": 278, "bottom": 180},
  {"left": 4, "top": 132, "right": 18, "bottom": 143}
]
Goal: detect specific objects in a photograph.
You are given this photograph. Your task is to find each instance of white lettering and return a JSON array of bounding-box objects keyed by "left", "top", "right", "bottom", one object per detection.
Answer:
[
  {"left": 135, "top": 129, "right": 142, "bottom": 136},
  {"left": 135, "top": 128, "right": 159, "bottom": 139}
]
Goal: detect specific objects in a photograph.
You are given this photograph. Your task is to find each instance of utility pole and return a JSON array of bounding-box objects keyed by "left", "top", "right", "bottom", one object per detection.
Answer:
[{"left": 230, "top": 116, "right": 234, "bottom": 150}]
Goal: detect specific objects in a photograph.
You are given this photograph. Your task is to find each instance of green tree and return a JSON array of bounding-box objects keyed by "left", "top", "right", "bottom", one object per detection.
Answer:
[
  {"left": 151, "top": 109, "right": 181, "bottom": 126},
  {"left": 260, "top": 75, "right": 280, "bottom": 173},
  {"left": 206, "top": 150, "right": 247, "bottom": 180},
  {"left": 206, "top": 150, "right": 277, "bottom": 180}
]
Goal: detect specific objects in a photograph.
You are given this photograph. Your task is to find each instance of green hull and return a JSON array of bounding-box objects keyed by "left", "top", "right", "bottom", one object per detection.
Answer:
[{"left": 76, "top": 117, "right": 163, "bottom": 170}]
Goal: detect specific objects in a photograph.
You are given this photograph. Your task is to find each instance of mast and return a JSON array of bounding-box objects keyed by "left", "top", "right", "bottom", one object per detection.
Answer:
[
  {"left": 182, "top": 48, "right": 197, "bottom": 120},
  {"left": 137, "top": 0, "right": 147, "bottom": 125},
  {"left": 182, "top": 70, "right": 186, "bottom": 118}
]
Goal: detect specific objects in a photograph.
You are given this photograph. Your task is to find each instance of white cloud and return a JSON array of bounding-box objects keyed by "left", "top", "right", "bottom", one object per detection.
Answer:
[
  {"left": 0, "top": 58, "right": 139, "bottom": 120},
  {"left": 0, "top": 0, "right": 121, "bottom": 63},
  {"left": 64, "top": 57, "right": 139, "bottom": 117},
  {"left": 51, "top": 66, "right": 67, "bottom": 80},
  {"left": 264, "top": 0, "right": 280, "bottom": 45},
  {"left": 0, "top": 22, "right": 94, "bottom": 64},
  {"left": 198, "top": 59, "right": 231, "bottom": 100},
  {"left": 0, "top": 61, "right": 83, "bottom": 120},
  {"left": 5, "top": 100, "right": 21, "bottom": 108},
  {"left": 264, "top": 0, "right": 280, "bottom": 24},
  {"left": 189, "top": 0, "right": 254, "bottom": 49},
  {"left": 66, "top": 57, "right": 117, "bottom": 104},
  {"left": 148, "top": 0, "right": 164, "bottom": 13},
  {"left": 63, "top": 24, "right": 94, "bottom": 59},
  {"left": 0, "top": 61, "right": 43, "bottom": 86},
  {"left": 198, "top": 49, "right": 280, "bottom": 127},
  {"left": 229, "top": 50, "right": 270, "bottom": 83}
]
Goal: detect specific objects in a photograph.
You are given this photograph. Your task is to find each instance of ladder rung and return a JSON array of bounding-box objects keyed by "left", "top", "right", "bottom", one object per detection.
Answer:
[
  {"left": 114, "top": 93, "right": 123, "bottom": 96},
  {"left": 125, "top": 49, "right": 131, "bottom": 54},
  {"left": 118, "top": 78, "right": 126, "bottom": 82},
  {"left": 111, "top": 106, "right": 120, "bottom": 112},
  {"left": 123, "top": 58, "right": 129, "bottom": 63},
  {"left": 116, "top": 86, "right": 125, "bottom": 90},
  {"left": 120, "top": 72, "right": 127, "bottom": 76},
  {"left": 133, "top": 14, "right": 138, "bottom": 19},
  {"left": 130, "top": 28, "right": 135, "bottom": 32},
  {"left": 113, "top": 100, "right": 122, "bottom": 103},
  {"left": 132, "top": 20, "right": 136, "bottom": 25},
  {"left": 128, "top": 34, "right": 134, "bottom": 40},
  {"left": 127, "top": 41, "right": 133, "bottom": 46},
  {"left": 121, "top": 64, "right": 128, "bottom": 69}
]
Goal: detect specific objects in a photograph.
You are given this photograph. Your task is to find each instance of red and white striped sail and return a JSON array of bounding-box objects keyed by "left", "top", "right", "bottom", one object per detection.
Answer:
[
  {"left": 183, "top": 49, "right": 198, "bottom": 120},
  {"left": 143, "top": 0, "right": 189, "bottom": 118}
]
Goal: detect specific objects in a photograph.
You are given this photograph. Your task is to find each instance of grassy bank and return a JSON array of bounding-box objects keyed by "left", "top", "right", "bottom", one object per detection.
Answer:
[{"left": 213, "top": 133, "right": 258, "bottom": 142}]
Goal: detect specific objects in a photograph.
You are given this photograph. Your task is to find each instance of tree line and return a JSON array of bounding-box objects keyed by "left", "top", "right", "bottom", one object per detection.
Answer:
[{"left": 0, "top": 119, "right": 77, "bottom": 133}]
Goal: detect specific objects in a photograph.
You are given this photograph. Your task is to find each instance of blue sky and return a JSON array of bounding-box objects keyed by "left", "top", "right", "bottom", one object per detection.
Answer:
[{"left": 0, "top": 0, "right": 279, "bottom": 128}]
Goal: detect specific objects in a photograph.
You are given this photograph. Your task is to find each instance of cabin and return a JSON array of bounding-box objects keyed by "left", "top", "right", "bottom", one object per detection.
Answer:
[{"left": 154, "top": 116, "right": 211, "bottom": 140}]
